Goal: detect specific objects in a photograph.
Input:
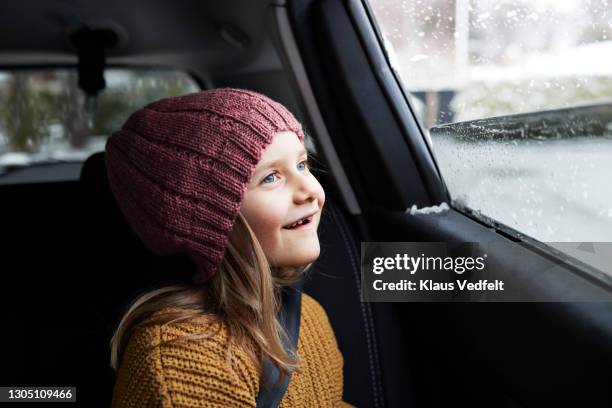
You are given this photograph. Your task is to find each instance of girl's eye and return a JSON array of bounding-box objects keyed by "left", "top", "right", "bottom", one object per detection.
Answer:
[
  {"left": 260, "top": 159, "right": 309, "bottom": 185},
  {"left": 261, "top": 172, "right": 278, "bottom": 184},
  {"left": 297, "top": 159, "right": 309, "bottom": 171}
]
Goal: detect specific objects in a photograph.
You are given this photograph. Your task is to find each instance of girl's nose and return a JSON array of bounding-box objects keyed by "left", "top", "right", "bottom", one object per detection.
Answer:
[{"left": 293, "top": 174, "right": 320, "bottom": 204}]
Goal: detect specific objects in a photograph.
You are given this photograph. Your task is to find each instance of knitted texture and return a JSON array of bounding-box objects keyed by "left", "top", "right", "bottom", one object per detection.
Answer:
[
  {"left": 105, "top": 88, "right": 305, "bottom": 284},
  {"left": 111, "top": 293, "right": 354, "bottom": 407}
]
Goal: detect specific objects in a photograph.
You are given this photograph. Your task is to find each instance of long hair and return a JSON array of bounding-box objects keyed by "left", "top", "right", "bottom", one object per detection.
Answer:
[{"left": 109, "top": 211, "right": 315, "bottom": 388}]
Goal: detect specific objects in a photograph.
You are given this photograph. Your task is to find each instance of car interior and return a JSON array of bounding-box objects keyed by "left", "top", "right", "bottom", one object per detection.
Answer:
[{"left": 2, "top": 0, "right": 612, "bottom": 407}]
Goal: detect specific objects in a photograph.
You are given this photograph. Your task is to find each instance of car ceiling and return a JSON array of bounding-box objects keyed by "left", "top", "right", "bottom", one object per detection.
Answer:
[{"left": 0, "top": 0, "right": 283, "bottom": 79}]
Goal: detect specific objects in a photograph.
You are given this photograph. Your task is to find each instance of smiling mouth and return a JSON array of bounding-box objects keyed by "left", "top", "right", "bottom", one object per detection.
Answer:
[{"left": 283, "top": 215, "right": 314, "bottom": 230}]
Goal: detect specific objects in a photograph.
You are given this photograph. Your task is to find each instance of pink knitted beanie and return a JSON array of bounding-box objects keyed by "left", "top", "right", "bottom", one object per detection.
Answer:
[{"left": 104, "top": 88, "right": 305, "bottom": 284}]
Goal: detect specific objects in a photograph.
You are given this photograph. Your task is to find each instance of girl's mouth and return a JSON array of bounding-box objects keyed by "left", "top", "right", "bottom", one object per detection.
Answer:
[{"left": 283, "top": 215, "right": 314, "bottom": 230}]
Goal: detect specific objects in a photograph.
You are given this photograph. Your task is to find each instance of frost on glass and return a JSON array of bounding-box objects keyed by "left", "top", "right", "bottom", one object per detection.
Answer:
[
  {"left": 430, "top": 102, "right": 612, "bottom": 243},
  {"left": 0, "top": 69, "right": 199, "bottom": 183},
  {"left": 370, "top": 0, "right": 612, "bottom": 254}
]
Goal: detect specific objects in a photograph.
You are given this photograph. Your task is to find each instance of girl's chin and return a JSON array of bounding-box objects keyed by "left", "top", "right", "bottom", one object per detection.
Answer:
[{"left": 269, "top": 248, "right": 321, "bottom": 268}]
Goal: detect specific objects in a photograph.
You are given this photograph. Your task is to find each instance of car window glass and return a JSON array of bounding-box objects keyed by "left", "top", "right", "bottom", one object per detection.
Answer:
[
  {"left": 368, "top": 0, "right": 612, "bottom": 251},
  {"left": 0, "top": 68, "right": 199, "bottom": 185}
]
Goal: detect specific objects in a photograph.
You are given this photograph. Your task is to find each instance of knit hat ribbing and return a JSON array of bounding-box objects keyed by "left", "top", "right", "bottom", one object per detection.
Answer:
[{"left": 104, "top": 88, "right": 305, "bottom": 284}]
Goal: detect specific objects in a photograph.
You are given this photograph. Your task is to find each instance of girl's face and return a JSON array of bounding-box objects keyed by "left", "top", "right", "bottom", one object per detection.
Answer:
[{"left": 239, "top": 131, "right": 325, "bottom": 268}]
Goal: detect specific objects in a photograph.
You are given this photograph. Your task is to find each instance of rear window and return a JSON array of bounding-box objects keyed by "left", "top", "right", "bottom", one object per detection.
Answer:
[{"left": 0, "top": 68, "right": 199, "bottom": 185}]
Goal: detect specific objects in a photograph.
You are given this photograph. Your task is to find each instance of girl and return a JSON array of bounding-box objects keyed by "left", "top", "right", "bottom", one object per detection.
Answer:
[{"left": 106, "top": 88, "right": 352, "bottom": 407}]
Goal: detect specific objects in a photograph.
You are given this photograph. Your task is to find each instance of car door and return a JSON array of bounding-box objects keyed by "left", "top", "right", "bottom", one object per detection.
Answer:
[{"left": 270, "top": 0, "right": 612, "bottom": 406}]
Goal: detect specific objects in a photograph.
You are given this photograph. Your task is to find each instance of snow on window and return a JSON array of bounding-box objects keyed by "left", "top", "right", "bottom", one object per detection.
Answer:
[{"left": 369, "top": 0, "right": 612, "bottom": 271}]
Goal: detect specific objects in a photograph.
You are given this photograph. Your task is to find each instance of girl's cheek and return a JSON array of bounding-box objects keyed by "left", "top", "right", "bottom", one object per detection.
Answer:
[
  {"left": 260, "top": 203, "right": 284, "bottom": 229},
  {"left": 244, "top": 192, "right": 286, "bottom": 230}
]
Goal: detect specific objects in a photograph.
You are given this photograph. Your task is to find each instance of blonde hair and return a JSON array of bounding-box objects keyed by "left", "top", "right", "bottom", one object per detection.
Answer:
[{"left": 109, "top": 211, "right": 314, "bottom": 389}]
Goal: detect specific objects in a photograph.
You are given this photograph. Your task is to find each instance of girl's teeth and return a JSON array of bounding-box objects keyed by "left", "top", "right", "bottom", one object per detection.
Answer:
[{"left": 287, "top": 217, "right": 309, "bottom": 229}]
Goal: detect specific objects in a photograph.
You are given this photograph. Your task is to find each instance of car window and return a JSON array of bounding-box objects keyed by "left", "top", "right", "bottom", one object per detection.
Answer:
[
  {"left": 0, "top": 68, "right": 199, "bottom": 185},
  {"left": 368, "top": 1, "right": 612, "bottom": 252}
]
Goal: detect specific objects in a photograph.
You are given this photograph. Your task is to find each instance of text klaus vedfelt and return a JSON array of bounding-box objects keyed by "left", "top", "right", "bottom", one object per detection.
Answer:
[{"left": 371, "top": 253, "right": 504, "bottom": 292}]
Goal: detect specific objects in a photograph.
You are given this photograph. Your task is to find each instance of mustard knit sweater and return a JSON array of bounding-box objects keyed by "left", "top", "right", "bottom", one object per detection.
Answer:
[{"left": 111, "top": 293, "right": 354, "bottom": 407}]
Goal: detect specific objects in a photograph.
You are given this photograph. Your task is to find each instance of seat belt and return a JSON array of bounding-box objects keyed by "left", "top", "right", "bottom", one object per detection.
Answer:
[{"left": 255, "top": 281, "right": 303, "bottom": 408}]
